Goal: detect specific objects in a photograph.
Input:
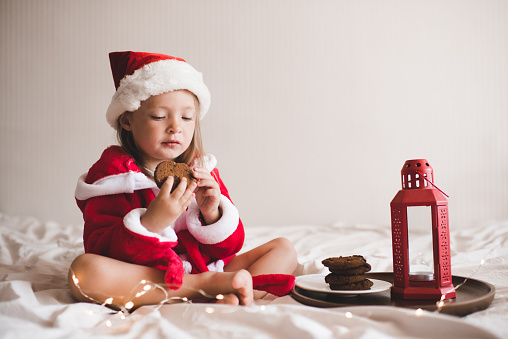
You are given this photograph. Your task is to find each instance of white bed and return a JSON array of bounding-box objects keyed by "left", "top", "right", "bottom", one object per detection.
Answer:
[{"left": 1, "top": 212, "right": 507, "bottom": 339}]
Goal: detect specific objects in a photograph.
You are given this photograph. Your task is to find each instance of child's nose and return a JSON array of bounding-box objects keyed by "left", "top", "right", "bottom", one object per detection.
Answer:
[{"left": 166, "top": 117, "right": 182, "bottom": 133}]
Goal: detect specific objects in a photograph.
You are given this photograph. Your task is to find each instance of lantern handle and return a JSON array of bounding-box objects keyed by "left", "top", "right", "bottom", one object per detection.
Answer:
[{"left": 417, "top": 170, "right": 449, "bottom": 198}]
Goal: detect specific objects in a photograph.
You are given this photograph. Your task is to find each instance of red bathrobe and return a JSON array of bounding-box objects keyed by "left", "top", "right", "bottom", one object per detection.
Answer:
[{"left": 75, "top": 146, "right": 244, "bottom": 289}]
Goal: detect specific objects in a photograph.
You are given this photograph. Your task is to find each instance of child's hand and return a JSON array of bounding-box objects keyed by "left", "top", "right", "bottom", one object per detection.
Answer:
[
  {"left": 193, "top": 168, "right": 221, "bottom": 225},
  {"left": 141, "top": 177, "right": 197, "bottom": 234}
]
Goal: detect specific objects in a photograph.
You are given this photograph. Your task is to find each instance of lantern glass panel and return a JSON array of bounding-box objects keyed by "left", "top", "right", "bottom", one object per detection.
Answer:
[{"left": 407, "top": 206, "right": 434, "bottom": 281}]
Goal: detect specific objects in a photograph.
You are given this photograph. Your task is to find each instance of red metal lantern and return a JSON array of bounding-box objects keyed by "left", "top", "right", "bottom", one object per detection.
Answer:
[{"left": 390, "top": 159, "right": 456, "bottom": 300}]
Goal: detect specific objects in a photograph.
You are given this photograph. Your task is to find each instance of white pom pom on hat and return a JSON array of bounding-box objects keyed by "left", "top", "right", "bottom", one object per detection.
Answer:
[{"left": 106, "top": 51, "right": 211, "bottom": 129}]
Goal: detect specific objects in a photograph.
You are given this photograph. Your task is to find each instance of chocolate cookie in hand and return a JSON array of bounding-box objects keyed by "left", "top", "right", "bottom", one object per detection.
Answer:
[{"left": 154, "top": 160, "right": 197, "bottom": 192}]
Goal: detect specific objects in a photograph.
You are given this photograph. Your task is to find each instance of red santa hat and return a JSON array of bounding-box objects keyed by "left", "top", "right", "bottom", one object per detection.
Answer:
[{"left": 106, "top": 51, "right": 211, "bottom": 128}]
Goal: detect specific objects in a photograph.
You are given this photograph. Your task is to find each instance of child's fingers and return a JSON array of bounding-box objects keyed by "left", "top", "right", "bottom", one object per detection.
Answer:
[
  {"left": 181, "top": 181, "right": 197, "bottom": 201},
  {"left": 200, "top": 188, "right": 217, "bottom": 197},
  {"left": 192, "top": 167, "right": 206, "bottom": 176},
  {"left": 160, "top": 176, "right": 175, "bottom": 195},
  {"left": 171, "top": 177, "right": 188, "bottom": 197},
  {"left": 171, "top": 178, "right": 197, "bottom": 197},
  {"left": 192, "top": 167, "right": 213, "bottom": 181},
  {"left": 183, "top": 193, "right": 195, "bottom": 209},
  {"left": 193, "top": 169, "right": 219, "bottom": 189},
  {"left": 173, "top": 179, "right": 196, "bottom": 211}
]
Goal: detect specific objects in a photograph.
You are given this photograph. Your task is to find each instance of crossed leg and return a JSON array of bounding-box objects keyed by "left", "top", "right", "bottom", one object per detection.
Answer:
[
  {"left": 68, "top": 253, "right": 253, "bottom": 309},
  {"left": 68, "top": 237, "right": 297, "bottom": 307}
]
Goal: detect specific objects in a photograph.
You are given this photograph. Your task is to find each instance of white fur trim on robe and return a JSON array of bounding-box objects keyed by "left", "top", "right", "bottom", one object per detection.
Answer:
[
  {"left": 123, "top": 208, "right": 178, "bottom": 242},
  {"left": 75, "top": 154, "right": 217, "bottom": 202},
  {"left": 199, "top": 154, "right": 217, "bottom": 172},
  {"left": 75, "top": 172, "right": 156, "bottom": 201},
  {"left": 182, "top": 260, "right": 193, "bottom": 274},
  {"left": 207, "top": 260, "right": 225, "bottom": 272},
  {"left": 182, "top": 195, "right": 240, "bottom": 245},
  {"left": 180, "top": 258, "right": 224, "bottom": 274}
]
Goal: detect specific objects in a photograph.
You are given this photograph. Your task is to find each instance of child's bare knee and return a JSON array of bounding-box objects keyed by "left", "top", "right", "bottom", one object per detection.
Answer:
[
  {"left": 68, "top": 253, "right": 106, "bottom": 301},
  {"left": 69, "top": 253, "right": 97, "bottom": 276},
  {"left": 273, "top": 237, "right": 295, "bottom": 251},
  {"left": 274, "top": 238, "right": 297, "bottom": 260}
]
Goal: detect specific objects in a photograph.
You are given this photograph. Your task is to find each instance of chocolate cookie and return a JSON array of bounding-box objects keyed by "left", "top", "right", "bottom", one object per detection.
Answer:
[
  {"left": 329, "top": 279, "right": 374, "bottom": 291},
  {"left": 325, "top": 273, "right": 367, "bottom": 285},
  {"left": 322, "top": 255, "right": 367, "bottom": 270},
  {"left": 328, "top": 263, "right": 371, "bottom": 276},
  {"left": 154, "top": 160, "right": 197, "bottom": 192}
]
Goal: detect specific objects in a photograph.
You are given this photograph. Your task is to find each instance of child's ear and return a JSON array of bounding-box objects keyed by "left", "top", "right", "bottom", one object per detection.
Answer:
[{"left": 118, "top": 112, "right": 132, "bottom": 131}]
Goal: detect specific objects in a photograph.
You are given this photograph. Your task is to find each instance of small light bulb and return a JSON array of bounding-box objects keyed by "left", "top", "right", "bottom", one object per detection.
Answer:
[
  {"left": 144, "top": 285, "right": 152, "bottom": 291},
  {"left": 72, "top": 275, "right": 79, "bottom": 285},
  {"left": 205, "top": 307, "right": 214, "bottom": 314},
  {"left": 345, "top": 312, "right": 353, "bottom": 319},
  {"left": 125, "top": 301, "right": 134, "bottom": 310},
  {"left": 105, "top": 297, "right": 113, "bottom": 305},
  {"left": 216, "top": 294, "right": 224, "bottom": 300},
  {"left": 415, "top": 308, "right": 424, "bottom": 317}
]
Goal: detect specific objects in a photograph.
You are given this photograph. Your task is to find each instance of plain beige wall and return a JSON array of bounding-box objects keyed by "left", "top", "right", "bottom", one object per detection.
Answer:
[{"left": 1, "top": 0, "right": 507, "bottom": 229}]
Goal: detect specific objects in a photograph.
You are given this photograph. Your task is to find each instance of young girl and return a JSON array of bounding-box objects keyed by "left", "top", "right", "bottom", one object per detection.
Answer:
[{"left": 69, "top": 51, "right": 297, "bottom": 308}]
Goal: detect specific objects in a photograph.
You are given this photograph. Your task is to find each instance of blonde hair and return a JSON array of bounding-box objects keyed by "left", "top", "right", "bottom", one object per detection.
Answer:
[{"left": 116, "top": 92, "right": 205, "bottom": 179}]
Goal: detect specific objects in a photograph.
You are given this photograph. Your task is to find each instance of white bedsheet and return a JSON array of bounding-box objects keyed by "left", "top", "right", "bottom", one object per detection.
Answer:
[{"left": 1, "top": 213, "right": 507, "bottom": 338}]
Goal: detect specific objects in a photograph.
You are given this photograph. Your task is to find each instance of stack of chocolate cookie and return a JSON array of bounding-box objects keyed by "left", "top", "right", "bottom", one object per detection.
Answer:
[{"left": 321, "top": 255, "right": 373, "bottom": 290}]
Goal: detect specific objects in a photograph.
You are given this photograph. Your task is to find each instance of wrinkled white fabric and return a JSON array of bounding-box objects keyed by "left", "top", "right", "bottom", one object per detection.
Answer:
[{"left": 0, "top": 213, "right": 506, "bottom": 339}]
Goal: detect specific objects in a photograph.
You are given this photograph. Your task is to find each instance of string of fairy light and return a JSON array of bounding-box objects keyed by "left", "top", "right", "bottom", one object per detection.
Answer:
[
  {"left": 434, "top": 243, "right": 498, "bottom": 313},
  {"left": 69, "top": 244, "right": 497, "bottom": 331},
  {"left": 70, "top": 268, "right": 225, "bottom": 310},
  {"left": 70, "top": 268, "right": 227, "bottom": 329}
]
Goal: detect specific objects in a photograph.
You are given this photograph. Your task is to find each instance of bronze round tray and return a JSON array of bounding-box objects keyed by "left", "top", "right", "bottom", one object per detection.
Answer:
[{"left": 291, "top": 272, "right": 495, "bottom": 316}]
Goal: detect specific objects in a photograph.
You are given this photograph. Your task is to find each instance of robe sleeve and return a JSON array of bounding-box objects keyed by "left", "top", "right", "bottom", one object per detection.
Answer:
[
  {"left": 177, "top": 168, "right": 245, "bottom": 261},
  {"left": 79, "top": 188, "right": 181, "bottom": 271}
]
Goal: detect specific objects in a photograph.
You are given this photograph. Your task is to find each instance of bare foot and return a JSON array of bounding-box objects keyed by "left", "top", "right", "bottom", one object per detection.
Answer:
[
  {"left": 216, "top": 294, "right": 239, "bottom": 305},
  {"left": 231, "top": 269, "right": 253, "bottom": 306},
  {"left": 191, "top": 269, "right": 253, "bottom": 306}
]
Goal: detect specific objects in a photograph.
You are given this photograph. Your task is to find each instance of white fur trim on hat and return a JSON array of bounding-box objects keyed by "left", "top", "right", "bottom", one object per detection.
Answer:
[{"left": 106, "top": 58, "right": 211, "bottom": 128}]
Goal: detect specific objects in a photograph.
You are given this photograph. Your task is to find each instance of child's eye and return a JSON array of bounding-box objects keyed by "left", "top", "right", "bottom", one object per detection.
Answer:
[
  {"left": 151, "top": 116, "right": 165, "bottom": 121},
  {"left": 182, "top": 116, "right": 194, "bottom": 121}
]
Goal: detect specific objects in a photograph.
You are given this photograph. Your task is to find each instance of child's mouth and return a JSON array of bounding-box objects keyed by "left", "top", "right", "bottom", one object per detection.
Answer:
[{"left": 163, "top": 141, "right": 180, "bottom": 147}]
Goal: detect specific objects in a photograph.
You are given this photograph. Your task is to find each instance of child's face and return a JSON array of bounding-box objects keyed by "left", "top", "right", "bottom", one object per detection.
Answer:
[{"left": 121, "top": 90, "right": 197, "bottom": 171}]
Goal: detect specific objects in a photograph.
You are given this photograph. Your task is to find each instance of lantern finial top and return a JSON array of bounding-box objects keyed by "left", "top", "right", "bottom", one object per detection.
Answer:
[{"left": 401, "top": 159, "right": 434, "bottom": 190}]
